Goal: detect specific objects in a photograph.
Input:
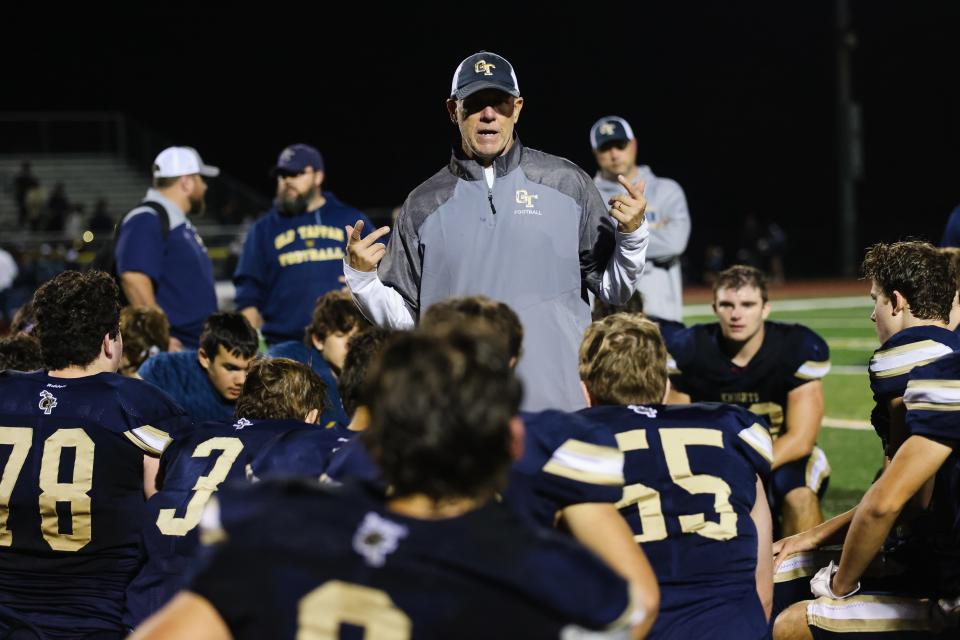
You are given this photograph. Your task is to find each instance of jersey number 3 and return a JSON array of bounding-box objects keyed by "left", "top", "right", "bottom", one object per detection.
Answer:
[{"left": 615, "top": 427, "right": 737, "bottom": 542}]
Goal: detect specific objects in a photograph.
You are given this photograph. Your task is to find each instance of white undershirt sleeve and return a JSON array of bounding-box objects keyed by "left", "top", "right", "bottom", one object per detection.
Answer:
[
  {"left": 343, "top": 260, "right": 416, "bottom": 329},
  {"left": 598, "top": 220, "right": 650, "bottom": 305}
]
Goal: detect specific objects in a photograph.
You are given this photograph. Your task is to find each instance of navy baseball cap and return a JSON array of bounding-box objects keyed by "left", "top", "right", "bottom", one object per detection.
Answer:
[
  {"left": 589, "top": 116, "right": 635, "bottom": 150},
  {"left": 273, "top": 144, "right": 324, "bottom": 176},
  {"left": 450, "top": 51, "right": 520, "bottom": 100}
]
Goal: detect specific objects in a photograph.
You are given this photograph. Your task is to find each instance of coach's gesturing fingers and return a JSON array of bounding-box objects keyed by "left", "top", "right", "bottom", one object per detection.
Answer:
[
  {"left": 345, "top": 220, "right": 391, "bottom": 272},
  {"left": 609, "top": 175, "right": 647, "bottom": 234}
]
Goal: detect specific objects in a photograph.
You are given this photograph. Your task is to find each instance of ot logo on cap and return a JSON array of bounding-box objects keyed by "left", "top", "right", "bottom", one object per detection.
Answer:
[
  {"left": 599, "top": 122, "right": 617, "bottom": 136},
  {"left": 474, "top": 60, "right": 496, "bottom": 76}
]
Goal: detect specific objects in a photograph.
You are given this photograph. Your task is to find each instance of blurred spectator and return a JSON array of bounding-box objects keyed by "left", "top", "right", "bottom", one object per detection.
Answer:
[
  {"left": 115, "top": 147, "right": 219, "bottom": 349},
  {"left": 0, "top": 247, "right": 18, "bottom": 329},
  {"left": 89, "top": 198, "right": 114, "bottom": 233},
  {"left": 702, "top": 244, "right": 725, "bottom": 285},
  {"left": 64, "top": 203, "right": 86, "bottom": 241},
  {"left": 0, "top": 334, "right": 42, "bottom": 371},
  {"left": 119, "top": 306, "right": 170, "bottom": 377},
  {"left": 234, "top": 144, "right": 370, "bottom": 345},
  {"left": 24, "top": 181, "right": 46, "bottom": 231},
  {"left": 13, "top": 161, "right": 37, "bottom": 226},
  {"left": 46, "top": 182, "right": 69, "bottom": 232},
  {"left": 734, "top": 214, "right": 787, "bottom": 284}
]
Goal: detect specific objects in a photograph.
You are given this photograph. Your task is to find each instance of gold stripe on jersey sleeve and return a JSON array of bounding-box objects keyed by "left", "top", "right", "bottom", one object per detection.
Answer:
[
  {"left": 807, "top": 594, "right": 941, "bottom": 632},
  {"left": 872, "top": 357, "right": 945, "bottom": 380},
  {"left": 872, "top": 339, "right": 945, "bottom": 360},
  {"left": 737, "top": 423, "right": 774, "bottom": 464},
  {"left": 542, "top": 439, "right": 624, "bottom": 486},
  {"left": 795, "top": 360, "right": 831, "bottom": 381},
  {"left": 903, "top": 401, "right": 960, "bottom": 412}
]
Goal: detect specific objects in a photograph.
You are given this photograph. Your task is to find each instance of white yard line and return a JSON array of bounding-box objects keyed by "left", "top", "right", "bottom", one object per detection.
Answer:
[
  {"left": 829, "top": 365, "right": 868, "bottom": 375},
  {"left": 822, "top": 417, "right": 872, "bottom": 431},
  {"left": 828, "top": 338, "right": 878, "bottom": 350}
]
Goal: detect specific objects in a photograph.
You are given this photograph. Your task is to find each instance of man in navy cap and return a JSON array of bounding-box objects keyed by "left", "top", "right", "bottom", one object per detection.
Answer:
[
  {"left": 343, "top": 52, "right": 651, "bottom": 412},
  {"left": 234, "top": 144, "right": 371, "bottom": 346}
]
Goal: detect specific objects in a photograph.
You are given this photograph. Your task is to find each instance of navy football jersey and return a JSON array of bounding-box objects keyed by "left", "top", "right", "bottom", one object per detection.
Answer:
[
  {"left": 869, "top": 325, "right": 959, "bottom": 450},
  {"left": 580, "top": 403, "right": 772, "bottom": 639},
  {"left": 125, "top": 417, "right": 320, "bottom": 625},
  {"left": 903, "top": 353, "right": 960, "bottom": 594},
  {"left": 324, "top": 434, "right": 380, "bottom": 484},
  {"left": 188, "top": 480, "right": 634, "bottom": 639},
  {"left": 0, "top": 370, "right": 191, "bottom": 638},
  {"left": 247, "top": 423, "right": 355, "bottom": 481},
  {"left": 503, "top": 410, "right": 624, "bottom": 528},
  {"left": 667, "top": 321, "right": 830, "bottom": 437}
]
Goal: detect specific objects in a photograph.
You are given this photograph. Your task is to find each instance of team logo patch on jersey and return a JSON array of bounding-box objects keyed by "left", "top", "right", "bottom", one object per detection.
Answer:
[
  {"left": 233, "top": 418, "right": 253, "bottom": 431},
  {"left": 474, "top": 60, "right": 496, "bottom": 76},
  {"left": 352, "top": 512, "right": 408, "bottom": 567},
  {"left": 514, "top": 190, "right": 542, "bottom": 216},
  {"left": 627, "top": 404, "right": 658, "bottom": 418},
  {"left": 38, "top": 390, "right": 58, "bottom": 415}
]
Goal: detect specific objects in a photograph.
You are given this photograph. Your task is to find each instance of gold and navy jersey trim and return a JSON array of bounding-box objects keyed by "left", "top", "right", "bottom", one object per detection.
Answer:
[
  {"left": 795, "top": 360, "right": 831, "bottom": 381},
  {"left": 804, "top": 446, "right": 831, "bottom": 493},
  {"left": 774, "top": 550, "right": 837, "bottom": 583},
  {"left": 807, "top": 594, "right": 944, "bottom": 633},
  {"left": 542, "top": 439, "right": 624, "bottom": 486},
  {"left": 869, "top": 340, "right": 954, "bottom": 381},
  {"left": 123, "top": 424, "right": 173, "bottom": 456},
  {"left": 904, "top": 379, "right": 960, "bottom": 411},
  {"left": 737, "top": 423, "right": 774, "bottom": 464}
]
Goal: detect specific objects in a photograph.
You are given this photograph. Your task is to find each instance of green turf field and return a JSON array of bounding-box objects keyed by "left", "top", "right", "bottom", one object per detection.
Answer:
[{"left": 684, "top": 299, "right": 880, "bottom": 518}]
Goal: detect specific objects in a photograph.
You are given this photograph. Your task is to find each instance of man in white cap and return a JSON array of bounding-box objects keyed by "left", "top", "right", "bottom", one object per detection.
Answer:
[
  {"left": 591, "top": 116, "right": 690, "bottom": 322},
  {"left": 115, "top": 146, "right": 220, "bottom": 349},
  {"left": 344, "top": 52, "right": 650, "bottom": 412}
]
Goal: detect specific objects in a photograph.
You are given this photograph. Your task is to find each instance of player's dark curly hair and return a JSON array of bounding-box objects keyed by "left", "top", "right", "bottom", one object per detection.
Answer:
[
  {"left": 363, "top": 327, "right": 522, "bottom": 502},
  {"left": 199, "top": 312, "right": 259, "bottom": 360},
  {"left": 862, "top": 241, "right": 955, "bottom": 322},
  {"left": 592, "top": 290, "right": 645, "bottom": 321},
  {"left": 420, "top": 295, "right": 523, "bottom": 362},
  {"left": 338, "top": 327, "right": 393, "bottom": 418},
  {"left": 235, "top": 357, "right": 327, "bottom": 421},
  {"left": 713, "top": 265, "right": 769, "bottom": 302},
  {"left": 305, "top": 291, "right": 370, "bottom": 344},
  {"left": 0, "top": 335, "right": 43, "bottom": 371},
  {"left": 32, "top": 270, "right": 120, "bottom": 370}
]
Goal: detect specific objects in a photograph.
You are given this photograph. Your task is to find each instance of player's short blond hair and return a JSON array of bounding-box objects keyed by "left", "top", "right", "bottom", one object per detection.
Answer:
[{"left": 579, "top": 313, "right": 667, "bottom": 406}]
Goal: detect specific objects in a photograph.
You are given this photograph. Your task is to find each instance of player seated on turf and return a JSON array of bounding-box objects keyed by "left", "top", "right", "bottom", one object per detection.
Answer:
[
  {"left": 770, "top": 241, "right": 960, "bottom": 619},
  {"left": 131, "top": 328, "right": 655, "bottom": 639},
  {"left": 0, "top": 333, "right": 43, "bottom": 371},
  {"left": 579, "top": 313, "right": 774, "bottom": 639},
  {"left": 0, "top": 270, "right": 191, "bottom": 639},
  {"left": 268, "top": 290, "right": 371, "bottom": 427},
  {"left": 125, "top": 357, "right": 333, "bottom": 625},
  {"left": 140, "top": 312, "right": 258, "bottom": 421},
  {"left": 325, "top": 296, "right": 660, "bottom": 627},
  {"left": 772, "top": 347, "right": 960, "bottom": 638},
  {"left": 666, "top": 265, "right": 831, "bottom": 537},
  {"left": 119, "top": 306, "right": 170, "bottom": 378},
  {"left": 248, "top": 327, "right": 394, "bottom": 481}
]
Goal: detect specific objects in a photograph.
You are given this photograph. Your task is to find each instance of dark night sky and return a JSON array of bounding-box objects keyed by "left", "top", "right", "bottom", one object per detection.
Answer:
[{"left": 4, "top": 1, "right": 958, "bottom": 277}]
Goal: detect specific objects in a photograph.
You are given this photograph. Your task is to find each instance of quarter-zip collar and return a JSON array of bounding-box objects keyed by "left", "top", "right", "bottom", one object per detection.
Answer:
[{"left": 448, "top": 135, "right": 524, "bottom": 182}]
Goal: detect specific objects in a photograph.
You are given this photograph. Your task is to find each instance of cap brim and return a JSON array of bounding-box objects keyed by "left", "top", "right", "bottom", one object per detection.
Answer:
[
  {"left": 453, "top": 81, "right": 520, "bottom": 100},
  {"left": 593, "top": 137, "right": 632, "bottom": 151},
  {"left": 199, "top": 165, "right": 220, "bottom": 178}
]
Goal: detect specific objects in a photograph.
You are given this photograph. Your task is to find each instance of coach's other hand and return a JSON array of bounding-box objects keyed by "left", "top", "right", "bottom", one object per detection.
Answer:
[
  {"left": 609, "top": 175, "right": 646, "bottom": 234},
  {"left": 346, "top": 220, "right": 390, "bottom": 273}
]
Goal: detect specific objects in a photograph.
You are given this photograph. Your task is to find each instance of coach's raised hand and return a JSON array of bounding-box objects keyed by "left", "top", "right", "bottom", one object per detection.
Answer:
[
  {"left": 345, "top": 220, "right": 390, "bottom": 272},
  {"left": 609, "top": 175, "right": 647, "bottom": 234}
]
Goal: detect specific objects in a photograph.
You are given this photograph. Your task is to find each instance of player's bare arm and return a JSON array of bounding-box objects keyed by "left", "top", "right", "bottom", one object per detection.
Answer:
[
  {"left": 562, "top": 502, "right": 659, "bottom": 639},
  {"left": 751, "top": 476, "right": 774, "bottom": 621},
  {"left": 239, "top": 306, "right": 263, "bottom": 330},
  {"left": 608, "top": 175, "right": 647, "bottom": 234},
  {"left": 345, "top": 219, "right": 391, "bottom": 273},
  {"left": 774, "top": 381, "right": 823, "bottom": 469},
  {"left": 130, "top": 592, "right": 231, "bottom": 640}
]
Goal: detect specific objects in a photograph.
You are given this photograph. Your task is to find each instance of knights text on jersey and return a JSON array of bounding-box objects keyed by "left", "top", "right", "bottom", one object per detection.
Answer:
[
  {"left": 0, "top": 370, "right": 191, "bottom": 638},
  {"left": 579, "top": 402, "right": 772, "bottom": 640},
  {"left": 667, "top": 321, "right": 830, "bottom": 437},
  {"left": 187, "top": 480, "right": 634, "bottom": 639}
]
